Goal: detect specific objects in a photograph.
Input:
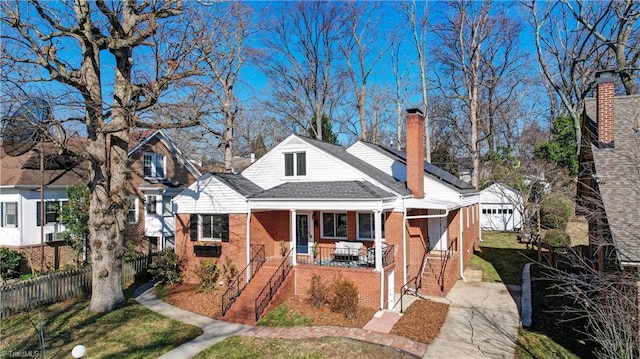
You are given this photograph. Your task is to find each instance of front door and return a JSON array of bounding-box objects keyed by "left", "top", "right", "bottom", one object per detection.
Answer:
[
  {"left": 296, "top": 214, "right": 310, "bottom": 254},
  {"left": 428, "top": 216, "right": 447, "bottom": 251}
]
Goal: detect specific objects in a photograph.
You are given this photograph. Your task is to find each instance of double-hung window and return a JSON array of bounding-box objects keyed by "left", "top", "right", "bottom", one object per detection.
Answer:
[
  {"left": 146, "top": 196, "right": 157, "bottom": 214},
  {"left": 357, "top": 212, "right": 385, "bottom": 240},
  {"left": 1, "top": 202, "right": 18, "bottom": 227},
  {"left": 143, "top": 153, "right": 166, "bottom": 179},
  {"left": 36, "top": 201, "right": 66, "bottom": 226},
  {"left": 321, "top": 212, "right": 347, "bottom": 238},
  {"left": 284, "top": 152, "right": 306, "bottom": 176},
  {"left": 126, "top": 197, "right": 138, "bottom": 224}
]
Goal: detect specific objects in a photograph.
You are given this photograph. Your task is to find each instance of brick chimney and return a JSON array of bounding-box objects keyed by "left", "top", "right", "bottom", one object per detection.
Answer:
[
  {"left": 596, "top": 70, "right": 615, "bottom": 147},
  {"left": 406, "top": 109, "right": 424, "bottom": 199}
]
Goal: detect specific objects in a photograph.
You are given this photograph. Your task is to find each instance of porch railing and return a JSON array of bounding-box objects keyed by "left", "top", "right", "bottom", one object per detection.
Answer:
[
  {"left": 437, "top": 238, "right": 458, "bottom": 291},
  {"left": 254, "top": 249, "right": 292, "bottom": 321},
  {"left": 221, "top": 244, "right": 265, "bottom": 317},
  {"left": 297, "top": 243, "right": 395, "bottom": 268}
]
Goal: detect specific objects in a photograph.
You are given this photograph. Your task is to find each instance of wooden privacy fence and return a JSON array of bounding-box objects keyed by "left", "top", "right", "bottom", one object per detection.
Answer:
[{"left": 1, "top": 253, "right": 155, "bottom": 318}]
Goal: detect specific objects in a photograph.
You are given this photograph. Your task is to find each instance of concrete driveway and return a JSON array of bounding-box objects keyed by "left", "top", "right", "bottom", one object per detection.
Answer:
[{"left": 424, "top": 281, "right": 521, "bottom": 358}]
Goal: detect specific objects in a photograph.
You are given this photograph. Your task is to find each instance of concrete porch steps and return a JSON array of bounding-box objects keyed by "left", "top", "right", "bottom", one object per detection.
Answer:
[{"left": 222, "top": 256, "right": 284, "bottom": 325}]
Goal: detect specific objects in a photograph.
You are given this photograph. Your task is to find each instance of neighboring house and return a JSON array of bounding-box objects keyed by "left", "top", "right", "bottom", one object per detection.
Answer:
[
  {"left": 174, "top": 109, "right": 481, "bottom": 323},
  {"left": 0, "top": 130, "right": 200, "bottom": 270},
  {"left": 0, "top": 139, "right": 89, "bottom": 269},
  {"left": 125, "top": 130, "right": 203, "bottom": 252},
  {"left": 576, "top": 71, "right": 640, "bottom": 327},
  {"left": 480, "top": 183, "right": 524, "bottom": 231}
]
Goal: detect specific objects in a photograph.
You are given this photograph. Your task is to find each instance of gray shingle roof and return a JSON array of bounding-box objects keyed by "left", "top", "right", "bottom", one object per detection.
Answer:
[
  {"left": 249, "top": 181, "right": 394, "bottom": 199},
  {"left": 584, "top": 95, "right": 640, "bottom": 263},
  {"left": 357, "top": 141, "right": 477, "bottom": 194},
  {"left": 297, "top": 136, "right": 412, "bottom": 196},
  {"left": 211, "top": 173, "right": 263, "bottom": 196}
]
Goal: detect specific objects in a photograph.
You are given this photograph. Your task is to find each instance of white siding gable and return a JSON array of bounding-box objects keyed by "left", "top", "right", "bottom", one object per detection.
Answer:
[
  {"left": 173, "top": 174, "right": 248, "bottom": 214},
  {"left": 347, "top": 142, "right": 459, "bottom": 202},
  {"left": 243, "top": 135, "right": 370, "bottom": 190}
]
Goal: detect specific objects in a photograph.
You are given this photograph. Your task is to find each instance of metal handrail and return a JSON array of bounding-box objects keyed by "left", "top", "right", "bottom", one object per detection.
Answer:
[
  {"left": 437, "top": 238, "right": 458, "bottom": 291},
  {"left": 221, "top": 244, "right": 265, "bottom": 316},
  {"left": 254, "top": 249, "right": 292, "bottom": 321}
]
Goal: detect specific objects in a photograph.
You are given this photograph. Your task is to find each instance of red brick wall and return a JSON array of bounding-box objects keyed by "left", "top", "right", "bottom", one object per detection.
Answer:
[
  {"left": 293, "top": 265, "right": 393, "bottom": 309},
  {"left": 406, "top": 111, "right": 425, "bottom": 198},
  {"left": 596, "top": 76, "right": 615, "bottom": 146},
  {"left": 175, "top": 213, "right": 247, "bottom": 284},
  {"left": 385, "top": 212, "right": 406, "bottom": 293},
  {"left": 251, "top": 211, "right": 290, "bottom": 256}
]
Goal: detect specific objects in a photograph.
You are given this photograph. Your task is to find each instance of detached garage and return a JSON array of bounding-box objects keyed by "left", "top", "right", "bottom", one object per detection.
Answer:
[{"left": 480, "top": 183, "right": 524, "bottom": 231}]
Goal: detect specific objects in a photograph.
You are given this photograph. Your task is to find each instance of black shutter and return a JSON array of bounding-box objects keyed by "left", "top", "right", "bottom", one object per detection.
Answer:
[
  {"left": 36, "top": 202, "right": 41, "bottom": 226},
  {"left": 189, "top": 214, "right": 198, "bottom": 241},
  {"left": 221, "top": 214, "right": 229, "bottom": 242}
]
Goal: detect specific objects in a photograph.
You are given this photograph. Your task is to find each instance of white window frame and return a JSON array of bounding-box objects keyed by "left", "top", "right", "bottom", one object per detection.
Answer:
[
  {"left": 1, "top": 202, "right": 18, "bottom": 227},
  {"left": 126, "top": 197, "right": 139, "bottom": 224},
  {"left": 143, "top": 152, "right": 166, "bottom": 180},
  {"left": 284, "top": 152, "right": 306, "bottom": 177},
  {"left": 356, "top": 212, "right": 385, "bottom": 241},
  {"left": 37, "top": 200, "right": 66, "bottom": 226},
  {"left": 320, "top": 212, "right": 347, "bottom": 239},
  {"left": 199, "top": 214, "right": 223, "bottom": 241},
  {"left": 162, "top": 196, "right": 172, "bottom": 215}
]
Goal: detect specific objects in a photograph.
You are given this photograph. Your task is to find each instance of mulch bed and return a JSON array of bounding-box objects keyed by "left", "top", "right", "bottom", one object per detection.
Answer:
[
  {"left": 163, "top": 283, "right": 449, "bottom": 345},
  {"left": 165, "top": 282, "right": 225, "bottom": 319},
  {"left": 390, "top": 299, "right": 449, "bottom": 344}
]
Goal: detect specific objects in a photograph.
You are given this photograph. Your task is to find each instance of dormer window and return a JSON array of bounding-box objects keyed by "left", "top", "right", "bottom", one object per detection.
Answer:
[
  {"left": 284, "top": 152, "right": 306, "bottom": 176},
  {"left": 143, "top": 153, "right": 166, "bottom": 179}
]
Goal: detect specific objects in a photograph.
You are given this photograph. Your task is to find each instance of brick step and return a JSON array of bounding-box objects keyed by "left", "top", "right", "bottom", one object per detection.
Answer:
[{"left": 222, "top": 259, "right": 285, "bottom": 325}]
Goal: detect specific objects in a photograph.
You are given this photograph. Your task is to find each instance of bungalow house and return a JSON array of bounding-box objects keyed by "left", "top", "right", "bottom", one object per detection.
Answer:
[
  {"left": 576, "top": 71, "right": 640, "bottom": 337},
  {"left": 480, "top": 183, "right": 524, "bottom": 231},
  {"left": 0, "top": 129, "right": 201, "bottom": 269},
  {"left": 173, "top": 109, "right": 481, "bottom": 324}
]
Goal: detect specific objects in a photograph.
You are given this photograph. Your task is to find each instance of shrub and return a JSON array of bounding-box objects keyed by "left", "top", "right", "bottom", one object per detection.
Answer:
[
  {"left": 193, "top": 259, "right": 220, "bottom": 293},
  {"left": 149, "top": 248, "right": 183, "bottom": 285},
  {"left": 328, "top": 275, "right": 359, "bottom": 319},
  {"left": 0, "top": 248, "right": 22, "bottom": 280},
  {"left": 307, "top": 274, "right": 328, "bottom": 307},
  {"left": 540, "top": 195, "right": 572, "bottom": 230},
  {"left": 221, "top": 257, "right": 238, "bottom": 286},
  {"left": 544, "top": 229, "right": 571, "bottom": 249}
]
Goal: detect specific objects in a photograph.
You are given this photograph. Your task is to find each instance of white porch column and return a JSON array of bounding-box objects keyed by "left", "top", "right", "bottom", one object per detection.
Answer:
[
  {"left": 290, "top": 209, "right": 297, "bottom": 265},
  {"left": 246, "top": 207, "right": 252, "bottom": 283},
  {"left": 374, "top": 210, "right": 383, "bottom": 272}
]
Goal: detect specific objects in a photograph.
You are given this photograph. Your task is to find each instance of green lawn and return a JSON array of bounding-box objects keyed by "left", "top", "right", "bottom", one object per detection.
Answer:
[
  {"left": 470, "top": 231, "right": 537, "bottom": 284},
  {"left": 515, "top": 327, "right": 580, "bottom": 359},
  {"left": 194, "top": 336, "right": 415, "bottom": 359},
  {"left": 1, "top": 295, "right": 201, "bottom": 358}
]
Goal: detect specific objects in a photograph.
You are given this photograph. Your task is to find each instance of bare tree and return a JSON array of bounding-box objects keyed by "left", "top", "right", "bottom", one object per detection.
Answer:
[
  {"left": 523, "top": 0, "right": 639, "bottom": 147},
  {"left": 190, "top": 2, "right": 255, "bottom": 171},
  {"left": 339, "top": 2, "right": 392, "bottom": 141},
  {"left": 432, "top": 0, "right": 524, "bottom": 189},
  {"left": 390, "top": 40, "right": 412, "bottom": 150},
  {"left": 260, "top": 2, "right": 345, "bottom": 140},
  {"left": 1, "top": 0, "right": 201, "bottom": 312},
  {"left": 401, "top": 0, "right": 432, "bottom": 161}
]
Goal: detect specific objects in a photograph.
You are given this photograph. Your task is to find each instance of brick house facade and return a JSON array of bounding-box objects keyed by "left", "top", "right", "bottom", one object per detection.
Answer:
[{"left": 174, "top": 110, "right": 481, "bottom": 318}]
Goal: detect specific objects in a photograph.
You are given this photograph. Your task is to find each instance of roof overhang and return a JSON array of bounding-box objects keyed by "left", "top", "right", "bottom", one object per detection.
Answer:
[
  {"left": 405, "top": 197, "right": 461, "bottom": 210},
  {"left": 248, "top": 197, "right": 396, "bottom": 211}
]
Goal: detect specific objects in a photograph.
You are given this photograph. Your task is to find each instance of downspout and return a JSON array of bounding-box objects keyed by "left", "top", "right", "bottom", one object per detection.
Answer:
[
  {"left": 402, "top": 200, "right": 407, "bottom": 291},
  {"left": 459, "top": 195, "right": 465, "bottom": 280},
  {"left": 246, "top": 202, "right": 252, "bottom": 283},
  {"left": 375, "top": 205, "right": 384, "bottom": 310}
]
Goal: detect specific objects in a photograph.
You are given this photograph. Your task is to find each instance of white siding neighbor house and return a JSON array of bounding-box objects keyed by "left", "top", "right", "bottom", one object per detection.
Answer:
[{"left": 480, "top": 183, "right": 524, "bottom": 231}]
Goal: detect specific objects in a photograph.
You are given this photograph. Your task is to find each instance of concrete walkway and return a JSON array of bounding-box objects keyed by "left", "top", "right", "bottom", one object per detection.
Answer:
[
  {"left": 134, "top": 283, "right": 251, "bottom": 358},
  {"left": 424, "top": 281, "right": 521, "bottom": 359}
]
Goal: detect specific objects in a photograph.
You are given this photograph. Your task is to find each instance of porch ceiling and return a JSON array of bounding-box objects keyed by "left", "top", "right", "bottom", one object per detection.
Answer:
[{"left": 405, "top": 197, "right": 460, "bottom": 210}]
